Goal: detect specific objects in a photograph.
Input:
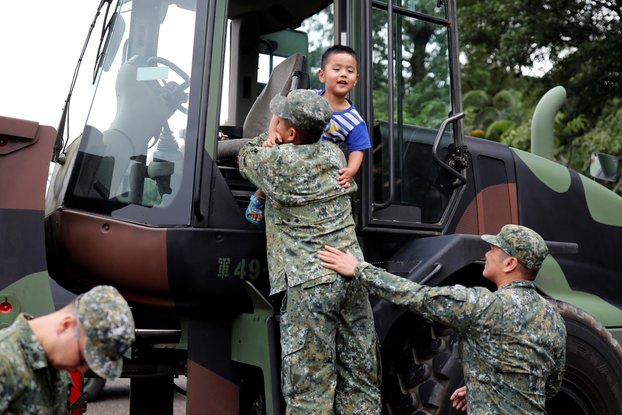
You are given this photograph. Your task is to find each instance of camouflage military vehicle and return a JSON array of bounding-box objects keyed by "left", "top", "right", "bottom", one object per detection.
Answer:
[{"left": 1, "top": 0, "right": 621, "bottom": 414}]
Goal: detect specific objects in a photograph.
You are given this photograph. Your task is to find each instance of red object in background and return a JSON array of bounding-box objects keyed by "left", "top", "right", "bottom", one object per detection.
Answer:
[{"left": 69, "top": 371, "right": 87, "bottom": 414}]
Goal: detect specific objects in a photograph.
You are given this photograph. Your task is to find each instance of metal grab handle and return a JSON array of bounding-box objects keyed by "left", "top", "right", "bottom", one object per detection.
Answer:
[
  {"left": 419, "top": 262, "right": 443, "bottom": 285},
  {"left": 431, "top": 112, "right": 466, "bottom": 185}
]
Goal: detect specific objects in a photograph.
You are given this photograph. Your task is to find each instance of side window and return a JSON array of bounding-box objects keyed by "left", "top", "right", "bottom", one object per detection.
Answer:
[{"left": 370, "top": 0, "right": 457, "bottom": 225}]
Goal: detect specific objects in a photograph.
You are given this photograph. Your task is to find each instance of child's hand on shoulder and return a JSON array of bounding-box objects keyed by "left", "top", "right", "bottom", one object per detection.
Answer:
[
  {"left": 337, "top": 167, "right": 355, "bottom": 188},
  {"left": 263, "top": 132, "right": 282, "bottom": 148}
]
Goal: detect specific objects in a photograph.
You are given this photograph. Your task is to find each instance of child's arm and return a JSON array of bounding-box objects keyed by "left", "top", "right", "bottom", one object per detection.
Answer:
[
  {"left": 337, "top": 150, "right": 364, "bottom": 188},
  {"left": 262, "top": 115, "right": 280, "bottom": 148}
]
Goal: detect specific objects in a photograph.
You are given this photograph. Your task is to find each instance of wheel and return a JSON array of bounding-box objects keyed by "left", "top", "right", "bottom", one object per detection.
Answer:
[
  {"left": 381, "top": 313, "right": 464, "bottom": 415},
  {"left": 546, "top": 302, "right": 622, "bottom": 415},
  {"left": 146, "top": 56, "right": 190, "bottom": 114},
  {"left": 83, "top": 377, "right": 106, "bottom": 401},
  {"left": 381, "top": 301, "right": 622, "bottom": 415},
  {"left": 239, "top": 367, "right": 267, "bottom": 415}
]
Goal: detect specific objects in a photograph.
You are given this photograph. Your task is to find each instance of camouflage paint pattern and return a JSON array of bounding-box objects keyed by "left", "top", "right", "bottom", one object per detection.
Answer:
[
  {"left": 0, "top": 117, "right": 57, "bottom": 324},
  {"left": 510, "top": 148, "right": 622, "bottom": 324},
  {"left": 448, "top": 134, "right": 622, "bottom": 336}
]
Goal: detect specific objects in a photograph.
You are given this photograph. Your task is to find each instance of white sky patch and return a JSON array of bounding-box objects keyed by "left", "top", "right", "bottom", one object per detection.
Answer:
[
  {"left": 0, "top": 1, "right": 95, "bottom": 127},
  {"left": 521, "top": 46, "right": 553, "bottom": 77}
]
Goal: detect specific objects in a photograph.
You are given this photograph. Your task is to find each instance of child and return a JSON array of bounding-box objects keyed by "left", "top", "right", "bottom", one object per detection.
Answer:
[
  {"left": 238, "top": 89, "right": 380, "bottom": 413},
  {"left": 245, "top": 45, "right": 371, "bottom": 224}
]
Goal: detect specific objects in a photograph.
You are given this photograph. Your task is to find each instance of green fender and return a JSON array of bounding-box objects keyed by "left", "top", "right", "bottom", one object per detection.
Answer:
[{"left": 536, "top": 256, "right": 622, "bottom": 345}]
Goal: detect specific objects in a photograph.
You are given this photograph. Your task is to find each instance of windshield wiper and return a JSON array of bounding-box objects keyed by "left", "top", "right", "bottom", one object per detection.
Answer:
[{"left": 53, "top": 0, "right": 114, "bottom": 164}]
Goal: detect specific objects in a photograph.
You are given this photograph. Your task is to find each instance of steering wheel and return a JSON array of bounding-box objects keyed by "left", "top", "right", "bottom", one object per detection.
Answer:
[{"left": 147, "top": 56, "right": 190, "bottom": 114}]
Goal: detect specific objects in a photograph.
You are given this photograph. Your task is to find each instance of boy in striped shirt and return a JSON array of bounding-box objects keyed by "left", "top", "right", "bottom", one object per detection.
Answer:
[{"left": 246, "top": 45, "right": 371, "bottom": 224}]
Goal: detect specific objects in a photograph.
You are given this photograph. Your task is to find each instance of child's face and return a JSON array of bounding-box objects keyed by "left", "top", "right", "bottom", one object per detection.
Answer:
[{"left": 318, "top": 52, "right": 359, "bottom": 98}]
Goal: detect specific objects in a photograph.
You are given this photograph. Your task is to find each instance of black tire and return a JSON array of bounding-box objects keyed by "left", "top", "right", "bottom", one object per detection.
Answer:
[
  {"left": 83, "top": 377, "right": 106, "bottom": 401},
  {"left": 546, "top": 301, "right": 622, "bottom": 415},
  {"left": 239, "top": 367, "right": 267, "bottom": 415},
  {"left": 381, "top": 314, "right": 464, "bottom": 415}
]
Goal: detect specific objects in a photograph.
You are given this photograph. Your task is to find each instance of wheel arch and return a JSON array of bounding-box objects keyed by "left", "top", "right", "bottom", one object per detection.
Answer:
[
  {"left": 535, "top": 254, "right": 622, "bottom": 344},
  {"left": 371, "top": 234, "right": 489, "bottom": 342}
]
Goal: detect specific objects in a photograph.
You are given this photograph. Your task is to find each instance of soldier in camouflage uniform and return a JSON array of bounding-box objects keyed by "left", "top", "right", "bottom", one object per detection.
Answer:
[
  {"left": 0, "top": 285, "right": 135, "bottom": 414},
  {"left": 238, "top": 89, "right": 381, "bottom": 414},
  {"left": 318, "top": 224, "right": 567, "bottom": 414}
]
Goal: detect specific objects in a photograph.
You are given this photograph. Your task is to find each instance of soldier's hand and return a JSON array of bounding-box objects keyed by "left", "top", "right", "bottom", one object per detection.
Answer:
[
  {"left": 450, "top": 386, "right": 468, "bottom": 412},
  {"left": 318, "top": 246, "right": 358, "bottom": 277}
]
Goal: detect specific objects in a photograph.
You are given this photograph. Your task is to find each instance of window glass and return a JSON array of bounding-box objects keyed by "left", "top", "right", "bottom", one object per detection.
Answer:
[
  {"left": 392, "top": 0, "right": 446, "bottom": 19},
  {"left": 65, "top": 0, "right": 197, "bottom": 224},
  {"left": 371, "top": 2, "right": 455, "bottom": 224}
]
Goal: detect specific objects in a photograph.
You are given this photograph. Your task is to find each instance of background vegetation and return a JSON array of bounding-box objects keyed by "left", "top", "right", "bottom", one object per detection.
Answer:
[{"left": 457, "top": 0, "right": 622, "bottom": 192}]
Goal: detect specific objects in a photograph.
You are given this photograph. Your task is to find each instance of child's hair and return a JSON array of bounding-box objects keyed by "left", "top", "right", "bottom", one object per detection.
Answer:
[{"left": 320, "top": 45, "right": 359, "bottom": 69}]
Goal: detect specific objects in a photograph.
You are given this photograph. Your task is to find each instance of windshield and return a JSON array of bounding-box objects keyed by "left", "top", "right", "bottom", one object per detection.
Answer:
[{"left": 63, "top": 0, "right": 198, "bottom": 225}]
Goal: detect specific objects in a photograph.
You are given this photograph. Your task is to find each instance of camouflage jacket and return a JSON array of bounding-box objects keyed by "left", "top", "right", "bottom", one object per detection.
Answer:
[
  {"left": 0, "top": 314, "right": 72, "bottom": 414},
  {"left": 239, "top": 133, "right": 363, "bottom": 294},
  {"left": 354, "top": 262, "right": 566, "bottom": 414}
]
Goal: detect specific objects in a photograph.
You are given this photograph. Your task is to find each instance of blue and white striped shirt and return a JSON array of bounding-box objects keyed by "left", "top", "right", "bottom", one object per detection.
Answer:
[{"left": 314, "top": 89, "right": 371, "bottom": 152}]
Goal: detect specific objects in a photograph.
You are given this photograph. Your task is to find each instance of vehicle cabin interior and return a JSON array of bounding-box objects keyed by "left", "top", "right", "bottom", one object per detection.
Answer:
[
  {"left": 216, "top": 0, "right": 459, "bottom": 226},
  {"left": 216, "top": 1, "right": 333, "bottom": 213},
  {"left": 62, "top": 0, "right": 459, "bottom": 228}
]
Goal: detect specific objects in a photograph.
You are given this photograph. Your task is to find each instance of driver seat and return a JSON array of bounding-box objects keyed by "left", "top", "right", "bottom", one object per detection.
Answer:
[
  {"left": 242, "top": 53, "right": 309, "bottom": 138},
  {"left": 218, "top": 53, "right": 309, "bottom": 160}
]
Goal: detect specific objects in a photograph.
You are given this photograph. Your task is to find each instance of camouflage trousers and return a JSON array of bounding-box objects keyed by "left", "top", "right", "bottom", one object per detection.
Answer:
[{"left": 280, "top": 276, "right": 381, "bottom": 415}]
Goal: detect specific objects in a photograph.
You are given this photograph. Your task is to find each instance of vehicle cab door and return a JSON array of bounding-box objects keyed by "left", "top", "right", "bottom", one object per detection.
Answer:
[{"left": 356, "top": 0, "right": 467, "bottom": 233}]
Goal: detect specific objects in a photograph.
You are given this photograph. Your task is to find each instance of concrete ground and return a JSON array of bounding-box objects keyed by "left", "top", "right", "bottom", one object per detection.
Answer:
[{"left": 85, "top": 377, "right": 187, "bottom": 414}]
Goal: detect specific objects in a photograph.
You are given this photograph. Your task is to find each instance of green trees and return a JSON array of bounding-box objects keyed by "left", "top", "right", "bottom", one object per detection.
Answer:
[
  {"left": 457, "top": 0, "right": 622, "bottom": 191},
  {"left": 462, "top": 89, "right": 525, "bottom": 141}
]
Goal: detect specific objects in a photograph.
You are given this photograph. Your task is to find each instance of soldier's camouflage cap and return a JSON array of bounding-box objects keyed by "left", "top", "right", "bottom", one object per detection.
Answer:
[
  {"left": 270, "top": 89, "right": 332, "bottom": 134},
  {"left": 75, "top": 285, "right": 135, "bottom": 380},
  {"left": 482, "top": 224, "right": 548, "bottom": 270}
]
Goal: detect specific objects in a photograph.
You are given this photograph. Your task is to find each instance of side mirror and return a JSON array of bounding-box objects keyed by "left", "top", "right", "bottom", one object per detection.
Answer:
[{"left": 589, "top": 152, "right": 619, "bottom": 182}]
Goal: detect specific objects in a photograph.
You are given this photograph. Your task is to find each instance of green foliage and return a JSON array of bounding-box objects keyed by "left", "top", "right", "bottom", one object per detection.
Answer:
[
  {"left": 299, "top": 5, "right": 334, "bottom": 90},
  {"left": 458, "top": 1, "right": 621, "bottom": 194},
  {"left": 364, "top": 0, "right": 621, "bottom": 194},
  {"left": 457, "top": 0, "right": 622, "bottom": 120},
  {"left": 563, "top": 114, "right": 588, "bottom": 136},
  {"left": 473, "top": 107, "right": 502, "bottom": 130},
  {"left": 463, "top": 90, "right": 490, "bottom": 108},
  {"left": 492, "top": 90, "right": 521, "bottom": 116},
  {"left": 487, "top": 120, "right": 517, "bottom": 142},
  {"left": 500, "top": 122, "right": 532, "bottom": 151},
  {"left": 463, "top": 88, "right": 527, "bottom": 141},
  {"left": 566, "top": 100, "right": 622, "bottom": 173}
]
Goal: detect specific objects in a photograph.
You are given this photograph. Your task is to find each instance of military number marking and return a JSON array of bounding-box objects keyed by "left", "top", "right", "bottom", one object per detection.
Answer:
[{"left": 234, "top": 259, "right": 262, "bottom": 280}]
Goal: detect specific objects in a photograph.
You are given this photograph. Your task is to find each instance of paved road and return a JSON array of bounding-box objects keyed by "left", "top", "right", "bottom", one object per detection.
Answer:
[{"left": 85, "top": 377, "right": 187, "bottom": 414}]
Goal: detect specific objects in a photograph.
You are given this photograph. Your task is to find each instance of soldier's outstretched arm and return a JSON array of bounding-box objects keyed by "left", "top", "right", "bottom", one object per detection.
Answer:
[{"left": 318, "top": 245, "right": 482, "bottom": 332}]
